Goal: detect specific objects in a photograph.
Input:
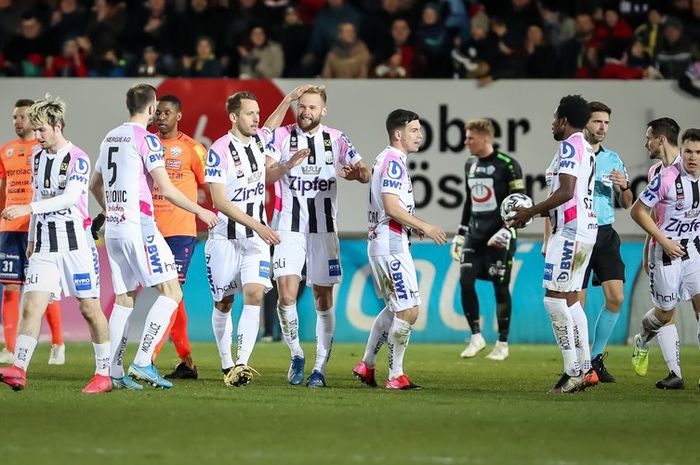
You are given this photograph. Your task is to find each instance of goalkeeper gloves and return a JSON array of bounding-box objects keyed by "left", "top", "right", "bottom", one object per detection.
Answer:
[
  {"left": 91, "top": 213, "right": 105, "bottom": 240},
  {"left": 450, "top": 234, "right": 464, "bottom": 261},
  {"left": 487, "top": 227, "right": 514, "bottom": 250}
]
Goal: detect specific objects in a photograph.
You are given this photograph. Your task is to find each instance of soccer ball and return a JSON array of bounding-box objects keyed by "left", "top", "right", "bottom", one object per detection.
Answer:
[{"left": 500, "top": 193, "right": 534, "bottom": 226}]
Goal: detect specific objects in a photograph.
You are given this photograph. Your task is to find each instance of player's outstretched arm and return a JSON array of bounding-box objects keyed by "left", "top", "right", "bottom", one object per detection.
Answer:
[
  {"left": 3, "top": 176, "right": 84, "bottom": 220},
  {"left": 509, "top": 174, "right": 576, "bottom": 228},
  {"left": 151, "top": 167, "right": 218, "bottom": 228},
  {"left": 264, "top": 84, "right": 314, "bottom": 130},
  {"left": 630, "top": 199, "right": 684, "bottom": 259},
  {"left": 209, "top": 182, "right": 280, "bottom": 245},
  {"left": 265, "top": 149, "right": 310, "bottom": 183},
  {"left": 382, "top": 193, "right": 446, "bottom": 245},
  {"left": 338, "top": 161, "right": 371, "bottom": 183}
]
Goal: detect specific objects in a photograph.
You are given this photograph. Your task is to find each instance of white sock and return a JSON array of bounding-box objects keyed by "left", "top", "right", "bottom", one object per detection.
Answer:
[
  {"left": 92, "top": 342, "right": 111, "bottom": 376},
  {"left": 363, "top": 306, "right": 393, "bottom": 367},
  {"left": 277, "top": 303, "right": 304, "bottom": 358},
  {"left": 235, "top": 305, "right": 260, "bottom": 366},
  {"left": 13, "top": 334, "right": 38, "bottom": 372},
  {"left": 133, "top": 296, "right": 178, "bottom": 367},
  {"left": 212, "top": 307, "right": 234, "bottom": 370},
  {"left": 313, "top": 306, "right": 335, "bottom": 374},
  {"left": 657, "top": 324, "right": 682, "bottom": 377},
  {"left": 543, "top": 297, "right": 580, "bottom": 377},
  {"left": 387, "top": 317, "right": 412, "bottom": 380},
  {"left": 569, "top": 301, "right": 591, "bottom": 373},
  {"left": 108, "top": 304, "right": 131, "bottom": 378},
  {"left": 639, "top": 309, "right": 664, "bottom": 347}
]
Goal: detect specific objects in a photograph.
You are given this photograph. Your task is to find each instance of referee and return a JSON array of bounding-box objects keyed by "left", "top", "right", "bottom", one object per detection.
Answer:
[{"left": 580, "top": 101, "right": 633, "bottom": 383}]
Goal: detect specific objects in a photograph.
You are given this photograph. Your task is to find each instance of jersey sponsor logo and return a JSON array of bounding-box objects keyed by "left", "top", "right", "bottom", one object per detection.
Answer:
[
  {"left": 145, "top": 134, "right": 162, "bottom": 153},
  {"left": 664, "top": 218, "right": 700, "bottom": 234},
  {"left": 387, "top": 160, "right": 404, "bottom": 180},
  {"left": 685, "top": 208, "right": 699, "bottom": 218},
  {"left": 166, "top": 159, "right": 182, "bottom": 170},
  {"left": 559, "top": 142, "right": 577, "bottom": 169},
  {"left": 383, "top": 179, "right": 402, "bottom": 189},
  {"left": 205, "top": 149, "right": 222, "bottom": 177},
  {"left": 68, "top": 174, "right": 88, "bottom": 184},
  {"left": 469, "top": 178, "right": 497, "bottom": 212},
  {"left": 474, "top": 165, "right": 496, "bottom": 175},
  {"left": 556, "top": 240, "right": 575, "bottom": 281},
  {"left": 509, "top": 179, "right": 525, "bottom": 190},
  {"left": 74, "top": 157, "right": 89, "bottom": 175},
  {"left": 248, "top": 171, "right": 262, "bottom": 183},
  {"left": 73, "top": 273, "right": 92, "bottom": 291},
  {"left": 328, "top": 258, "right": 341, "bottom": 277},
  {"left": 388, "top": 259, "right": 408, "bottom": 299},
  {"left": 259, "top": 260, "right": 271, "bottom": 278},
  {"left": 273, "top": 258, "right": 286, "bottom": 270},
  {"left": 288, "top": 176, "right": 336, "bottom": 195},
  {"left": 543, "top": 262, "right": 554, "bottom": 281},
  {"left": 145, "top": 235, "right": 163, "bottom": 274},
  {"left": 232, "top": 182, "right": 265, "bottom": 202},
  {"left": 301, "top": 165, "right": 322, "bottom": 175},
  {"left": 654, "top": 290, "right": 679, "bottom": 304}
]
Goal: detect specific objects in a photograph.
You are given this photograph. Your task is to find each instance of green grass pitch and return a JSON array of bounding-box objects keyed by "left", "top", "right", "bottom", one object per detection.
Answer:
[{"left": 2, "top": 342, "right": 698, "bottom": 465}]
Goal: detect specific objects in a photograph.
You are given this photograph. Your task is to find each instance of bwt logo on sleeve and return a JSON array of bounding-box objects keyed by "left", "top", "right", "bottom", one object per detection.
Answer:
[
  {"left": 328, "top": 258, "right": 341, "bottom": 277},
  {"left": 73, "top": 273, "right": 92, "bottom": 291}
]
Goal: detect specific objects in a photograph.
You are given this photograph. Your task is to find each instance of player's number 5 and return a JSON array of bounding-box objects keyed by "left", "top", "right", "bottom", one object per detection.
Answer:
[{"left": 107, "top": 147, "right": 118, "bottom": 187}]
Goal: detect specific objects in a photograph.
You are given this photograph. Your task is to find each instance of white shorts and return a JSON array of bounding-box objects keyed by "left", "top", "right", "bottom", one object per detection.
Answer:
[
  {"left": 205, "top": 236, "right": 272, "bottom": 302},
  {"left": 542, "top": 235, "right": 594, "bottom": 292},
  {"left": 649, "top": 242, "right": 700, "bottom": 311},
  {"left": 24, "top": 234, "right": 100, "bottom": 301},
  {"left": 369, "top": 253, "right": 420, "bottom": 312},
  {"left": 273, "top": 231, "right": 341, "bottom": 287},
  {"left": 106, "top": 232, "right": 177, "bottom": 294}
]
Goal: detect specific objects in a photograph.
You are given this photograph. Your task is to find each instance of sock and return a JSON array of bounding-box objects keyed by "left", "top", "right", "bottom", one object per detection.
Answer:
[
  {"left": 13, "top": 334, "right": 37, "bottom": 372},
  {"left": 108, "top": 304, "right": 132, "bottom": 379},
  {"left": 171, "top": 300, "right": 192, "bottom": 359},
  {"left": 387, "top": 317, "right": 412, "bottom": 380},
  {"left": 44, "top": 301, "right": 64, "bottom": 345},
  {"left": 133, "top": 296, "right": 178, "bottom": 367},
  {"left": 212, "top": 307, "right": 234, "bottom": 370},
  {"left": 639, "top": 309, "right": 664, "bottom": 347},
  {"left": 152, "top": 308, "right": 177, "bottom": 361},
  {"left": 657, "top": 324, "right": 681, "bottom": 377},
  {"left": 362, "top": 306, "right": 393, "bottom": 367},
  {"left": 277, "top": 303, "right": 304, "bottom": 358},
  {"left": 591, "top": 307, "right": 619, "bottom": 358},
  {"left": 92, "top": 342, "right": 111, "bottom": 376},
  {"left": 235, "top": 304, "right": 260, "bottom": 366},
  {"left": 543, "top": 297, "right": 579, "bottom": 377},
  {"left": 313, "top": 306, "right": 335, "bottom": 374},
  {"left": 1, "top": 289, "right": 20, "bottom": 352},
  {"left": 569, "top": 301, "right": 591, "bottom": 373}
]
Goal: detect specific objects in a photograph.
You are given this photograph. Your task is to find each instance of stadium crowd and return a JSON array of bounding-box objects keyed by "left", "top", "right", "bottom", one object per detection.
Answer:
[{"left": 0, "top": 0, "right": 699, "bottom": 81}]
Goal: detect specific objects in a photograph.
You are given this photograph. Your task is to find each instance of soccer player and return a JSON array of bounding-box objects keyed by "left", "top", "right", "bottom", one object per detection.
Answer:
[
  {"left": 0, "top": 97, "right": 111, "bottom": 393},
  {"left": 206, "top": 91, "right": 307, "bottom": 387},
  {"left": 352, "top": 109, "right": 446, "bottom": 390},
  {"left": 579, "top": 102, "right": 633, "bottom": 383},
  {"left": 450, "top": 118, "right": 524, "bottom": 361},
  {"left": 90, "top": 84, "right": 217, "bottom": 390},
  {"left": 150, "top": 94, "right": 207, "bottom": 380},
  {"left": 630, "top": 128, "right": 700, "bottom": 389},
  {"left": 264, "top": 85, "right": 370, "bottom": 387},
  {"left": 0, "top": 99, "right": 64, "bottom": 365},
  {"left": 509, "top": 95, "right": 598, "bottom": 394}
]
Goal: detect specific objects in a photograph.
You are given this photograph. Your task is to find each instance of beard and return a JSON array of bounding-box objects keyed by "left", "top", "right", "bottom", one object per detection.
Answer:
[
  {"left": 297, "top": 114, "right": 321, "bottom": 132},
  {"left": 552, "top": 128, "right": 565, "bottom": 141}
]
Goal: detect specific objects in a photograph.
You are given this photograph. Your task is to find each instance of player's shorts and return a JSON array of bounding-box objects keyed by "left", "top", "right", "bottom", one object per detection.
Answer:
[
  {"left": 272, "top": 230, "right": 341, "bottom": 287},
  {"left": 581, "top": 225, "right": 625, "bottom": 289},
  {"left": 106, "top": 231, "right": 177, "bottom": 294},
  {"left": 164, "top": 235, "right": 197, "bottom": 283},
  {"left": 542, "top": 234, "right": 594, "bottom": 293},
  {"left": 368, "top": 253, "right": 421, "bottom": 313},
  {"left": 24, "top": 232, "right": 100, "bottom": 301},
  {"left": 649, "top": 239, "right": 700, "bottom": 311},
  {"left": 460, "top": 235, "right": 516, "bottom": 283},
  {"left": 0, "top": 231, "right": 28, "bottom": 284},
  {"left": 205, "top": 236, "right": 272, "bottom": 302}
]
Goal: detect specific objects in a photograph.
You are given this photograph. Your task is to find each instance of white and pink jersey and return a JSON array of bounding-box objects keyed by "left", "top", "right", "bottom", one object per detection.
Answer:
[
  {"left": 95, "top": 122, "right": 164, "bottom": 240},
  {"left": 205, "top": 129, "right": 270, "bottom": 240},
  {"left": 30, "top": 142, "right": 91, "bottom": 253},
  {"left": 367, "top": 146, "right": 415, "bottom": 256},
  {"left": 647, "top": 154, "right": 681, "bottom": 221},
  {"left": 547, "top": 132, "right": 598, "bottom": 243},
  {"left": 640, "top": 161, "right": 700, "bottom": 245},
  {"left": 268, "top": 123, "right": 361, "bottom": 233}
]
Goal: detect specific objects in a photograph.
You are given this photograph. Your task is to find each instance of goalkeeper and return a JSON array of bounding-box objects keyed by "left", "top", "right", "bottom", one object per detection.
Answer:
[{"left": 450, "top": 119, "right": 524, "bottom": 361}]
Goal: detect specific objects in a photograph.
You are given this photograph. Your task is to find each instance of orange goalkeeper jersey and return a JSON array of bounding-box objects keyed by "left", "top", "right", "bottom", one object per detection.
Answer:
[
  {"left": 0, "top": 138, "right": 38, "bottom": 232},
  {"left": 153, "top": 132, "right": 206, "bottom": 238}
]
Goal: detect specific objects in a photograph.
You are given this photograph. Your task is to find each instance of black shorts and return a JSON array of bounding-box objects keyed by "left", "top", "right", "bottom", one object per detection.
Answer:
[
  {"left": 0, "top": 231, "right": 28, "bottom": 284},
  {"left": 460, "top": 235, "right": 515, "bottom": 283},
  {"left": 164, "top": 235, "right": 197, "bottom": 283},
  {"left": 582, "top": 224, "right": 625, "bottom": 289}
]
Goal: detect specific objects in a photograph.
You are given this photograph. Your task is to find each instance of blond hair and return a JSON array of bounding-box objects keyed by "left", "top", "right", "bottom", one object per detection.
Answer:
[
  {"left": 466, "top": 118, "right": 494, "bottom": 138},
  {"left": 302, "top": 85, "right": 327, "bottom": 103},
  {"left": 28, "top": 94, "right": 66, "bottom": 129}
]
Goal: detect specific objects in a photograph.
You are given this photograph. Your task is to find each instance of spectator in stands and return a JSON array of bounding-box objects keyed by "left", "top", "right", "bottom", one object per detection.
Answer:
[
  {"left": 238, "top": 25, "right": 284, "bottom": 78},
  {"left": 304, "top": 0, "right": 360, "bottom": 75},
  {"left": 441, "top": 0, "right": 470, "bottom": 37},
  {"left": 595, "top": 6, "right": 634, "bottom": 45},
  {"left": 678, "top": 58, "right": 700, "bottom": 96},
  {"left": 503, "top": 0, "right": 540, "bottom": 42},
  {"left": 44, "top": 37, "right": 88, "bottom": 77},
  {"left": 615, "top": 0, "right": 658, "bottom": 29},
  {"left": 656, "top": 16, "right": 697, "bottom": 79},
  {"left": 178, "top": 0, "right": 225, "bottom": 58},
  {"left": 278, "top": 5, "right": 311, "bottom": 77},
  {"left": 0, "top": 0, "right": 24, "bottom": 52},
  {"left": 137, "top": 45, "right": 167, "bottom": 77},
  {"left": 321, "top": 21, "right": 371, "bottom": 78},
  {"left": 2, "top": 10, "right": 49, "bottom": 76},
  {"left": 125, "top": 0, "right": 177, "bottom": 60},
  {"left": 359, "top": 0, "right": 401, "bottom": 53},
  {"left": 560, "top": 12, "right": 602, "bottom": 78},
  {"left": 451, "top": 12, "right": 496, "bottom": 80},
  {"left": 181, "top": 35, "right": 223, "bottom": 77},
  {"left": 522, "top": 23, "right": 557, "bottom": 78},
  {"left": 374, "top": 18, "right": 415, "bottom": 78},
  {"left": 684, "top": 0, "right": 700, "bottom": 46},
  {"left": 82, "top": 0, "right": 127, "bottom": 73},
  {"left": 415, "top": 2, "right": 450, "bottom": 77},
  {"left": 225, "top": 0, "right": 273, "bottom": 63},
  {"left": 627, "top": 37, "right": 654, "bottom": 69},
  {"left": 490, "top": 16, "right": 523, "bottom": 78},
  {"left": 49, "top": 0, "right": 88, "bottom": 48},
  {"left": 634, "top": 7, "right": 663, "bottom": 58},
  {"left": 539, "top": 0, "right": 575, "bottom": 52},
  {"left": 598, "top": 39, "right": 657, "bottom": 79}
]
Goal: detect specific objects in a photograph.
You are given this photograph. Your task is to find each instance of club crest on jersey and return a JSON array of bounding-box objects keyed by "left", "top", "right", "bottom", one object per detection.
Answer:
[
  {"left": 170, "top": 146, "right": 182, "bottom": 157},
  {"left": 5, "top": 148, "right": 12, "bottom": 157},
  {"left": 301, "top": 165, "right": 321, "bottom": 175},
  {"left": 248, "top": 171, "right": 262, "bottom": 183}
]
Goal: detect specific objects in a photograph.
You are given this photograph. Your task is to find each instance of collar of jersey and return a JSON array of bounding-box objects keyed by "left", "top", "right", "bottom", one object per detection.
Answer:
[
  {"left": 293, "top": 123, "right": 325, "bottom": 138},
  {"left": 227, "top": 130, "right": 254, "bottom": 146},
  {"left": 387, "top": 145, "right": 407, "bottom": 160},
  {"left": 42, "top": 141, "right": 73, "bottom": 158}
]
